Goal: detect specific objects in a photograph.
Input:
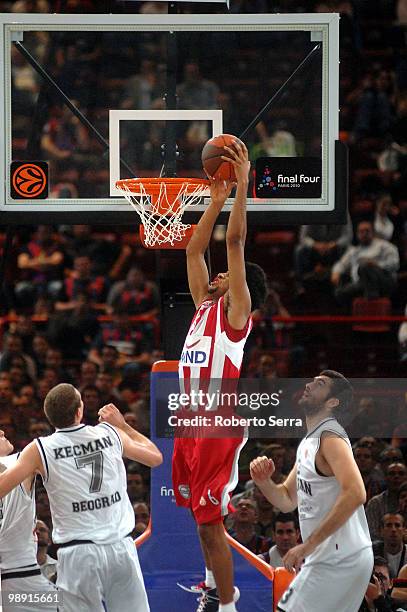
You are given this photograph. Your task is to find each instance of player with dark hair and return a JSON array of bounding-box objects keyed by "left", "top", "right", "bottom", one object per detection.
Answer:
[
  {"left": 250, "top": 370, "right": 373, "bottom": 612},
  {"left": 0, "top": 383, "right": 163, "bottom": 612},
  {"left": 173, "top": 141, "right": 267, "bottom": 612}
]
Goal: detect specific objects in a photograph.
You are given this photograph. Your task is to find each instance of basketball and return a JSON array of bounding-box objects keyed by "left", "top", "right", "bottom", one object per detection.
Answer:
[{"left": 201, "top": 134, "right": 244, "bottom": 181}]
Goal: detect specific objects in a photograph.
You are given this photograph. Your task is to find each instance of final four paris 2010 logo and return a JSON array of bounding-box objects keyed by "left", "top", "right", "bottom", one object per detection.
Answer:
[{"left": 10, "top": 161, "right": 49, "bottom": 199}]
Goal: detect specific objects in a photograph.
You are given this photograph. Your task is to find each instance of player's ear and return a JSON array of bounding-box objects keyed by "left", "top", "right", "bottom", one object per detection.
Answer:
[{"left": 326, "top": 397, "right": 339, "bottom": 411}]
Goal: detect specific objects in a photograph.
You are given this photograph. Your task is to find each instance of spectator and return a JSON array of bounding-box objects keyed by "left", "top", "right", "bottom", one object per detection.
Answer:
[
  {"left": 107, "top": 266, "right": 159, "bottom": 316},
  {"left": 47, "top": 291, "right": 100, "bottom": 358},
  {"left": 127, "top": 464, "right": 147, "bottom": 504},
  {"left": 331, "top": 221, "right": 399, "bottom": 305},
  {"left": 44, "top": 348, "right": 71, "bottom": 383},
  {"left": 261, "top": 443, "right": 287, "bottom": 484},
  {"left": 132, "top": 502, "right": 150, "bottom": 539},
  {"left": 29, "top": 421, "right": 52, "bottom": 439},
  {"left": 60, "top": 225, "right": 132, "bottom": 279},
  {"left": 81, "top": 384, "right": 103, "bottom": 425},
  {"left": 359, "top": 556, "right": 402, "bottom": 611},
  {"left": 352, "top": 69, "right": 397, "bottom": 141},
  {"left": 367, "top": 463, "right": 407, "bottom": 540},
  {"left": 35, "top": 519, "right": 58, "bottom": 584},
  {"left": 78, "top": 360, "right": 99, "bottom": 389},
  {"left": 373, "top": 514, "right": 407, "bottom": 578},
  {"left": 0, "top": 379, "right": 15, "bottom": 415},
  {"left": 0, "top": 333, "right": 37, "bottom": 380},
  {"left": 399, "top": 305, "right": 407, "bottom": 363},
  {"left": 398, "top": 483, "right": 407, "bottom": 534},
  {"left": 294, "top": 218, "right": 353, "bottom": 293},
  {"left": 354, "top": 444, "right": 387, "bottom": 503},
  {"left": 90, "top": 307, "right": 155, "bottom": 368},
  {"left": 177, "top": 62, "right": 219, "bottom": 147},
  {"left": 16, "top": 226, "right": 64, "bottom": 306},
  {"left": 253, "top": 485, "right": 276, "bottom": 540},
  {"left": 56, "top": 254, "right": 109, "bottom": 310},
  {"left": 31, "top": 332, "right": 50, "bottom": 375},
  {"left": 379, "top": 449, "right": 405, "bottom": 479},
  {"left": 95, "top": 372, "right": 124, "bottom": 409},
  {"left": 260, "top": 512, "right": 300, "bottom": 567},
  {"left": 228, "top": 498, "right": 271, "bottom": 554},
  {"left": 374, "top": 193, "right": 397, "bottom": 241},
  {"left": 392, "top": 562, "right": 407, "bottom": 604}
]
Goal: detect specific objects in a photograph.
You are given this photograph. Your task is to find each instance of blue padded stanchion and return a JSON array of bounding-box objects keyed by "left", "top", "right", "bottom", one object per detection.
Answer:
[{"left": 137, "top": 363, "right": 273, "bottom": 611}]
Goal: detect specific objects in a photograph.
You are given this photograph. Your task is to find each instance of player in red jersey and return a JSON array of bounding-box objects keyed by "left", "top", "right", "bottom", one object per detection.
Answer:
[{"left": 173, "top": 141, "right": 267, "bottom": 612}]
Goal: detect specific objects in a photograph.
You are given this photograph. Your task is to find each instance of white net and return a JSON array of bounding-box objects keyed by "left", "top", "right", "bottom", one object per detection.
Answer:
[{"left": 116, "top": 179, "right": 209, "bottom": 247}]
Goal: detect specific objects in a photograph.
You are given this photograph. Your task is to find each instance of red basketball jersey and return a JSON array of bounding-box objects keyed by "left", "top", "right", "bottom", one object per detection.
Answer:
[{"left": 179, "top": 296, "right": 252, "bottom": 399}]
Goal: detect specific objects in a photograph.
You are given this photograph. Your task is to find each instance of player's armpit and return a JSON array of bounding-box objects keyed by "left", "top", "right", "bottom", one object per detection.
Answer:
[{"left": 0, "top": 442, "right": 41, "bottom": 498}]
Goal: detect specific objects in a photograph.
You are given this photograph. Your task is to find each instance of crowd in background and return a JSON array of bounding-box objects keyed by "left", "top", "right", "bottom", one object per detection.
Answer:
[{"left": 0, "top": 0, "right": 407, "bottom": 609}]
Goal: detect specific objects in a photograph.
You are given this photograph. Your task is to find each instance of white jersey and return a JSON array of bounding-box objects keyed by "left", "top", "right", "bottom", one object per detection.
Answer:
[
  {"left": 36, "top": 423, "right": 134, "bottom": 545},
  {"left": 296, "top": 417, "right": 372, "bottom": 565},
  {"left": 0, "top": 453, "right": 38, "bottom": 572}
]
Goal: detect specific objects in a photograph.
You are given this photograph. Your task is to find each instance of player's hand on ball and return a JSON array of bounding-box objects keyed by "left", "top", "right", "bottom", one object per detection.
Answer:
[
  {"left": 222, "top": 140, "right": 250, "bottom": 183},
  {"left": 98, "top": 403, "right": 126, "bottom": 429},
  {"left": 249, "top": 456, "right": 275, "bottom": 483}
]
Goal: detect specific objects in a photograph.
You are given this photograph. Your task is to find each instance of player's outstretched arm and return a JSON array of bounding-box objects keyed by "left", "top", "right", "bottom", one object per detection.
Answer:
[
  {"left": 250, "top": 456, "right": 298, "bottom": 513},
  {"left": 0, "top": 442, "right": 42, "bottom": 498},
  {"left": 223, "top": 141, "right": 251, "bottom": 329},
  {"left": 98, "top": 404, "right": 163, "bottom": 467},
  {"left": 186, "top": 180, "right": 233, "bottom": 308}
]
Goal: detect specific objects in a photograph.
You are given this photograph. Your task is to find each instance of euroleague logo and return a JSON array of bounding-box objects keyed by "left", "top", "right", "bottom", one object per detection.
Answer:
[{"left": 10, "top": 161, "right": 49, "bottom": 199}]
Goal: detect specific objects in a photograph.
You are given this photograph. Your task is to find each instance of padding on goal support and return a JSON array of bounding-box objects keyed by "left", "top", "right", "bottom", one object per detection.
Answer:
[{"left": 135, "top": 360, "right": 282, "bottom": 611}]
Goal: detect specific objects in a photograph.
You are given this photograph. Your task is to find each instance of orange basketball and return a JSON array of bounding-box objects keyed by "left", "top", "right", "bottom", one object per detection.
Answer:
[{"left": 201, "top": 134, "right": 243, "bottom": 181}]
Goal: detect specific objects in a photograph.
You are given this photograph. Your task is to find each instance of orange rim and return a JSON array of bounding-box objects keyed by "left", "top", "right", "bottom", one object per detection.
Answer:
[{"left": 116, "top": 177, "right": 210, "bottom": 196}]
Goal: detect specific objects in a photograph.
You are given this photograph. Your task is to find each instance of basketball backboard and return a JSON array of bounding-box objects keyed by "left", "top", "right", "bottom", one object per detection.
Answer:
[{"left": 0, "top": 12, "right": 344, "bottom": 225}]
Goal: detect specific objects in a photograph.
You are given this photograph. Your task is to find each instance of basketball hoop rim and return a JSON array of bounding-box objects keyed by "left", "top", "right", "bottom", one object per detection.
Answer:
[{"left": 115, "top": 177, "right": 210, "bottom": 196}]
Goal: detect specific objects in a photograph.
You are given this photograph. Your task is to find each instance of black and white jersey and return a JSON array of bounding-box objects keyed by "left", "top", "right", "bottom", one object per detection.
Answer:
[
  {"left": 0, "top": 453, "right": 38, "bottom": 571},
  {"left": 296, "top": 418, "right": 372, "bottom": 564},
  {"left": 36, "top": 423, "right": 134, "bottom": 544}
]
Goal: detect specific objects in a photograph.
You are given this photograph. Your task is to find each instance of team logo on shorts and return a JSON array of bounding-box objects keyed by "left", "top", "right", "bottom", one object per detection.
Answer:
[
  {"left": 208, "top": 490, "right": 219, "bottom": 505},
  {"left": 178, "top": 485, "right": 191, "bottom": 499},
  {"left": 199, "top": 496, "right": 207, "bottom": 506}
]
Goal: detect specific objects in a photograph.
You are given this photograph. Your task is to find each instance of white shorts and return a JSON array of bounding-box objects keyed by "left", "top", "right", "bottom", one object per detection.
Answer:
[
  {"left": 277, "top": 547, "right": 374, "bottom": 612},
  {"left": 1, "top": 570, "right": 57, "bottom": 612},
  {"left": 56, "top": 536, "right": 150, "bottom": 612}
]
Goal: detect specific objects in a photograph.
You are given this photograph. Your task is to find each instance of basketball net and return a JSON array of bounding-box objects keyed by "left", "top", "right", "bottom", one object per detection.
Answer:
[{"left": 115, "top": 178, "right": 210, "bottom": 248}]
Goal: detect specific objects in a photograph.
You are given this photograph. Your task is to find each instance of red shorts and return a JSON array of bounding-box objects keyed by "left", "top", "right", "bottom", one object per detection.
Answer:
[{"left": 172, "top": 435, "right": 247, "bottom": 525}]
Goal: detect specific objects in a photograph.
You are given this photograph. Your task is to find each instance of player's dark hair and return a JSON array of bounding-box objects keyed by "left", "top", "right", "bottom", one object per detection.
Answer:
[
  {"left": 44, "top": 383, "right": 81, "bottom": 429},
  {"left": 272, "top": 512, "right": 299, "bottom": 530},
  {"left": 245, "top": 262, "right": 268, "bottom": 311},
  {"left": 319, "top": 370, "right": 354, "bottom": 426}
]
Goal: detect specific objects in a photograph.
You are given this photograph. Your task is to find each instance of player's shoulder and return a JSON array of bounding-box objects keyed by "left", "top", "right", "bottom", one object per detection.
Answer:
[{"left": 308, "top": 417, "right": 348, "bottom": 440}]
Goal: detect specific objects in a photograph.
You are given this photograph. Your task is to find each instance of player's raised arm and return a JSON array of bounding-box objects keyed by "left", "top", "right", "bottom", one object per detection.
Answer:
[
  {"left": 223, "top": 141, "right": 252, "bottom": 329},
  {"left": 250, "top": 456, "right": 298, "bottom": 513},
  {"left": 186, "top": 180, "right": 233, "bottom": 308},
  {"left": 98, "top": 404, "right": 163, "bottom": 467},
  {"left": 0, "top": 442, "right": 43, "bottom": 498}
]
